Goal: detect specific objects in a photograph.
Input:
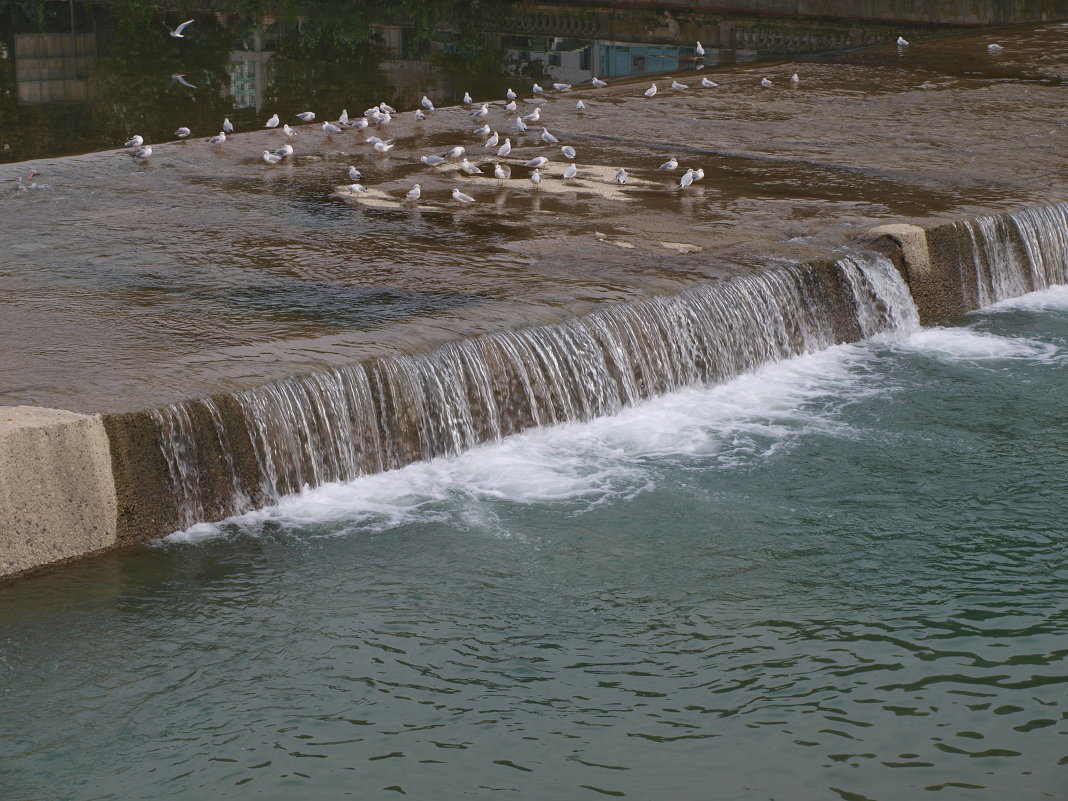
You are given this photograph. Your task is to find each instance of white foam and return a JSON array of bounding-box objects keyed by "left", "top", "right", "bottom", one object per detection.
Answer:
[
  {"left": 163, "top": 343, "right": 880, "bottom": 544},
  {"left": 982, "top": 283, "right": 1068, "bottom": 313},
  {"left": 889, "top": 326, "right": 1061, "bottom": 362}
]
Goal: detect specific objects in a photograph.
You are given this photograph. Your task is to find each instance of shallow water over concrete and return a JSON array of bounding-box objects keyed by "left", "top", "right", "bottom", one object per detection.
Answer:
[{"left": 4, "top": 22, "right": 1068, "bottom": 413}]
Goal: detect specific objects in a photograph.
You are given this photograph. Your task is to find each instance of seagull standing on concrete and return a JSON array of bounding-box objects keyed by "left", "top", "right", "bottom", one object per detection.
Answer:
[
  {"left": 701, "top": 77, "right": 718, "bottom": 87},
  {"left": 561, "top": 145, "right": 576, "bottom": 159},
  {"left": 167, "top": 19, "right": 194, "bottom": 38},
  {"left": 131, "top": 146, "right": 152, "bottom": 160},
  {"left": 645, "top": 83, "right": 657, "bottom": 97},
  {"left": 223, "top": 118, "right": 233, "bottom": 133},
  {"left": 563, "top": 163, "right": 577, "bottom": 181},
  {"left": 124, "top": 135, "right": 143, "bottom": 147},
  {"left": 553, "top": 82, "right": 571, "bottom": 91},
  {"left": 174, "top": 127, "right": 191, "bottom": 138},
  {"left": 206, "top": 131, "right": 226, "bottom": 145},
  {"left": 296, "top": 112, "right": 315, "bottom": 122},
  {"left": 444, "top": 146, "right": 466, "bottom": 159},
  {"left": 522, "top": 106, "right": 541, "bottom": 123},
  {"left": 761, "top": 77, "right": 773, "bottom": 87},
  {"left": 497, "top": 138, "right": 512, "bottom": 158},
  {"left": 406, "top": 184, "right": 421, "bottom": 201},
  {"left": 530, "top": 168, "right": 542, "bottom": 189},
  {"left": 421, "top": 95, "right": 435, "bottom": 111},
  {"left": 421, "top": 154, "right": 445, "bottom": 167},
  {"left": 592, "top": 77, "right": 606, "bottom": 87},
  {"left": 452, "top": 187, "right": 476, "bottom": 204},
  {"left": 671, "top": 79, "right": 688, "bottom": 89},
  {"left": 275, "top": 143, "right": 294, "bottom": 158},
  {"left": 460, "top": 158, "right": 482, "bottom": 175},
  {"left": 463, "top": 92, "right": 473, "bottom": 104},
  {"left": 506, "top": 88, "right": 517, "bottom": 100},
  {"left": 322, "top": 122, "right": 342, "bottom": 135},
  {"left": 263, "top": 150, "right": 282, "bottom": 164},
  {"left": 494, "top": 163, "right": 508, "bottom": 184},
  {"left": 484, "top": 131, "right": 500, "bottom": 149},
  {"left": 540, "top": 128, "right": 559, "bottom": 144},
  {"left": 348, "top": 166, "right": 363, "bottom": 181},
  {"left": 265, "top": 114, "right": 279, "bottom": 128},
  {"left": 532, "top": 83, "right": 544, "bottom": 94},
  {"left": 615, "top": 168, "right": 628, "bottom": 184},
  {"left": 524, "top": 156, "right": 549, "bottom": 168}
]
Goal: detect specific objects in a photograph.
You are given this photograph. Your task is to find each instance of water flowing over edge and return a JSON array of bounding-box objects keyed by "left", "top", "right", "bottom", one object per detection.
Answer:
[{"left": 142, "top": 254, "right": 920, "bottom": 533}]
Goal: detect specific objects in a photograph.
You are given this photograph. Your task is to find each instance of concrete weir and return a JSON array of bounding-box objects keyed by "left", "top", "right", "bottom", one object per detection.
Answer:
[{"left": 2, "top": 204, "right": 1064, "bottom": 580}]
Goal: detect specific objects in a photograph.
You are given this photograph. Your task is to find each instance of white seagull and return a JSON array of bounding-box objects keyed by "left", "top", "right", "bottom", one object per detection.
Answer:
[
  {"left": 532, "top": 83, "right": 544, "bottom": 94},
  {"left": 485, "top": 131, "right": 500, "bottom": 148},
  {"left": 342, "top": 184, "right": 367, "bottom": 193},
  {"left": 696, "top": 41, "right": 705, "bottom": 56},
  {"left": 645, "top": 83, "right": 657, "bottom": 97},
  {"left": 701, "top": 77, "right": 718, "bottom": 87},
  {"left": 206, "top": 131, "right": 226, "bottom": 144},
  {"left": 522, "top": 107, "right": 541, "bottom": 123},
  {"left": 265, "top": 114, "right": 279, "bottom": 128},
  {"left": 174, "top": 127, "right": 191, "bottom": 138},
  {"left": 497, "top": 138, "right": 512, "bottom": 157},
  {"left": 339, "top": 109, "right": 349, "bottom": 124},
  {"left": 563, "top": 163, "right": 577, "bottom": 180},
  {"left": 263, "top": 150, "right": 282, "bottom": 165},
  {"left": 380, "top": 102, "right": 397, "bottom": 113},
  {"left": 530, "top": 168, "right": 542, "bottom": 189},
  {"left": 420, "top": 155, "right": 446, "bottom": 167},
  {"left": 472, "top": 103, "right": 489, "bottom": 119},
  {"left": 473, "top": 124, "right": 491, "bottom": 136},
  {"left": 167, "top": 19, "right": 194, "bottom": 38},
  {"left": 791, "top": 73, "right": 800, "bottom": 84},
  {"left": 444, "top": 146, "right": 465, "bottom": 159},
  {"left": 615, "top": 168, "right": 628, "bottom": 184},
  {"left": 671, "top": 79, "right": 688, "bottom": 90},
  {"left": 515, "top": 117, "right": 528, "bottom": 133},
  {"left": 123, "top": 135, "right": 143, "bottom": 147},
  {"left": 274, "top": 144, "right": 294, "bottom": 158},
  {"left": 591, "top": 77, "right": 606, "bottom": 88},
  {"left": 406, "top": 184, "right": 421, "bottom": 201},
  {"left": 988, "top": 43, "right": 1004, "bottom": 51},
  {"left": 552, "top": 82, "right": 571, "bottom": 91},
  {"left": 296, "top": 111, "right": 315, "bottom": 122},
  {"left": 679, "top": 168, "right": 695, "bottom": 189},
  {"left": 540, "top": 128, "right": 559, "bottom": 144},
  {"left": 421, "top": 95, "right": 435, "bottom": 111},
  {"left": 223, "top": 118, "right": 233, "bottom": 133},
  {"left": 460, "top": 158, "right": 482, "bottom": 175},
  {"left": 494, "top": 163, "right": 508, "bottom": 184},
  {"left": 131, "top": 146, "right": 152, "bottom": 160},
  {"left": 761, "top": 77, "right": 773, "bottom": 87},
  {"left": 283, "top": 123, "right": 297, "bottom": 137},
  {"left": 505, "top": 99, "right": 517, "bottom": 111},
  {"left": 374, "top": 141, "right": 394, "bottom": 154},
  {"left": 658, "top": 156, "right": 678, "bottom": 170},
  {"left": 576, "top": 99, "right": 586, "bottom": 111},
  {"left": 415, "top": 109, "right": 426, "bottom": 121},
  {"left": 506, "top": 88, "right": 517, "bottom": 100},
  {"left": 524, "top": 156, "right": 549, "bottom": 168},
  {"left": 897, "top": 36, "right": 909, "bottom": 46},
  {"left": 452, "top": 187, "right": 476, "bottom": 204},
  {"left": 322, "top": 122, "right": 342, "bottom": 134},
  {"left": 348, "top": 166, "right": 362, "bottom": 181},
  {"left": 463, "top": 92, "right": 473, "bottom": 104},
  {"left": 693, "top": 168, "right": 705, "bottom": 182},
  {"left": 561, "top": 145, "right": 576, "bottom": 159}
]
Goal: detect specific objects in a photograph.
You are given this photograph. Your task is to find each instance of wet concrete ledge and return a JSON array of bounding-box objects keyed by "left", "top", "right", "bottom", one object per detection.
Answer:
[{"left": 0, "top": 202, "right": 1059, "bottom": 580}]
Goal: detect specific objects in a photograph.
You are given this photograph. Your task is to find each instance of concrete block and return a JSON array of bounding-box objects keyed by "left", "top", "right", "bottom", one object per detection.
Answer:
[{"left": 0, "top": 406, "right": 118, "bottom": 577}]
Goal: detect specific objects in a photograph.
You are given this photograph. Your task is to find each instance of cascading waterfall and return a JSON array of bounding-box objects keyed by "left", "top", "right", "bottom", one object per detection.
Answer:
[
  {"left": 957, "top": 202, "right": 1068, "bottom": 307},
  {"left": 148, "top": 254, "right": 919, "bottom": 530}
]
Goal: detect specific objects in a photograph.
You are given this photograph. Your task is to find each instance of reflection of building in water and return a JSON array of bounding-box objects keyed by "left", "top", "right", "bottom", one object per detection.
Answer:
[
  {"left": 228, "top": 31, "right": 274, "bottom": 111},
  {"left": 14, "top": 33, "right": 96, "bottom": 104},
  {"left": 502, "top": 36, "right": 705, "bottom": 84}
]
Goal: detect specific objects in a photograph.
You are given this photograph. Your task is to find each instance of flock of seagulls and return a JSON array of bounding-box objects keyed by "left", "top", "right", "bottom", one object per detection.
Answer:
[{"left": 116, "top": 25, "right": 1010, "bottom": 206}]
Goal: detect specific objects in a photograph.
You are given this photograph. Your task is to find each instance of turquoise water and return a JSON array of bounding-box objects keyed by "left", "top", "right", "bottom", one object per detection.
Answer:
[{"left": 2, "top": 288, "right": 1067, "bottom": 800}]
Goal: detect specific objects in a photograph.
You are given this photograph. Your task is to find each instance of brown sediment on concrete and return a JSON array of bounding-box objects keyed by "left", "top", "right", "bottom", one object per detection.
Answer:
[{"left": 0, "top": 406, "right": 117, "bottom": 577}]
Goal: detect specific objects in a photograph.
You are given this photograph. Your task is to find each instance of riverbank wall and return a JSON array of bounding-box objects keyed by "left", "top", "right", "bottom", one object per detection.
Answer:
[{"left": 3, "top": 202, "right": 1065, "bottom": 580}]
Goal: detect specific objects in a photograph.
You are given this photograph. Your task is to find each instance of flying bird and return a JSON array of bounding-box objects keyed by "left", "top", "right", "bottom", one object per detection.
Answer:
[
  {"left": 166, "top": 19, "right": 194, "bottom": 38},
  {"left": 172, "top": 74, "right": 197, "bottom": 88}
]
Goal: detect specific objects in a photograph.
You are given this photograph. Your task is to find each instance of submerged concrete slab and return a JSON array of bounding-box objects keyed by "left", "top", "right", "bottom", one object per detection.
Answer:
[{"left": 0, "top": 406, "right": 117, "bottom": 577}]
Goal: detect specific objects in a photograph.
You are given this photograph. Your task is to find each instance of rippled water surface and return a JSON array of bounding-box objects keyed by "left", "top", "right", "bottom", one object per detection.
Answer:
[{"left": 2, "top": 288, "right": 1066, "bottom": 800}]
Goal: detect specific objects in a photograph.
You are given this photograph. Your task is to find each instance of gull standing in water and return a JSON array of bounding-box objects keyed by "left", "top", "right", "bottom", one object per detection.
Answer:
[
  {"left": 540, "top": 128, "right": 558, "bottom": 144},
  {"left": 530, "top": 168, "right": 542, "bottom": 189},
  {"left": 452, "top": 187, "right": 476, "bottom": 204},
  {"left": 761, "top": 77, "right": 773, "bottom": 87},
  {"left": 701, "top": 77, "right": 718, "bottom": 87},
  {"left": 275, "top": 143, "right": 294, "bottom": 158},
  {"left": 522, "top": 106, "right": 541, "bottom": 123},
  {"left": 124, "top": 135, "right": 143, "bottom": 147},
  {"left": 563, "top": 163, "right": 577, "bottom": 181},
  {"left": 524, "top": 156, "right": 549, "bottom": 168},
  {"left": 460, "top": 158, "right": 483, "bottom": 175},
  {"left": 515, "top": 117, "right": 528, "bottom": 133},
  {"left": 263, "top": 150, "right": 282, "bottom": 165},
  {"left": 374, "top": 141, "right": 394, "bottom": 155},
  {"left": 494, "top": 163, "right": 508, "bottom": 185},
  {"left": 406, "top": 184, "right": 421, "bottom": 202},
  {"left": 988, "top": 43, "right": 1004, "bottom": 51},
  {"left": 693, "top": 168, "right": 705, "bottom": 182},
  {"left": 265, "top": 114, "right": 279, "bottom": 129},
  {"left": 671, "top": 79, "right": 688, "bottom": 89},
  {"left": 696, "top": 41, "right": 705, "bottom": 56},
  {"left": 131, "top": 146, "right": 152, "bottom": 161},
  {"left": 615, "top": 168, "right": 628, "bottom": 184},
  {"left": 679, "top": 168, "right": 695, "bottom": 189},
  {"left": 348, "top": 166, "right": 363, "bottom": 181},
  {"left": 166, "top": 19, "right": 194, "bottom": 38},
  {"left": 591, "top": 77, "right": 606, "bottom": 87},
  {"left": 497, "top": 138, "right": 512, "bottom": 157},
  {"left": 645, "top": 83, "right": 657, "bottom": 97},
  {"left": 791, "top": 73, "right": 800, "bottom": 84},
  {"left": 342, "top": 184, "right": 367, "bottom": 194},
  {"left": 283, "top": 123, "right": 297, "bottom": 137},
  {"left": 421, "top": 155, "right": 446, "bottom": 168},
  {"left": 658, "top": 156, "right": 678, "bottom": 170},
  {"left": 296, "top": 111, "right": 315, "bottom": 122},
  {"left": 174, "top": 127, "right": 191, "bottom": 139},
  {"left": 561, "top": 145, "right": 576, "bottom": 160},
  {"left": 484, "top": 131, "right": 500, "bottom": 149},
  {"left": 576, "top": 99, "right": 586, "bottom": 111},
  {"left": 897, "top": 36, "right": 909, "bottom": 46}
]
